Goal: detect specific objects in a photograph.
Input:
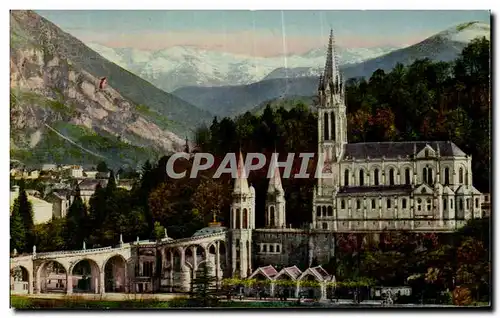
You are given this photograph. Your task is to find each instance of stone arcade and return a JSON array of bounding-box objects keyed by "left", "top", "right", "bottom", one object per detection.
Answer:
[{"left": 10, "top": 30, "right": 484, "bottom": 299}]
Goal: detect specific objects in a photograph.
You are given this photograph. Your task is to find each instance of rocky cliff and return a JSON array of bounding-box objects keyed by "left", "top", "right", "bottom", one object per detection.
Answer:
[{"left": 10, "top": 10, "right": 209, "bottom": 168}]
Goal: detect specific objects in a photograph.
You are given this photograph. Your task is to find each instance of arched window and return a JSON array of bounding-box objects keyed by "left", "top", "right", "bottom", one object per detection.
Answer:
[
  {"left": 443, "top": 198, "right": 447, "bottom": 210},
  {"left": 371, "top": 199, "right": 376, "bottom": 209},
  {"left": 341, "top": 200, "right": 346, "bottom": 209},
  {"left": 236, "top": 208, "right": 241, "bottom": 229},
  {"left": 344, "top": 169, "right": 349, "bottom": 186},
  {"left": 331, "top": 112, "right": 336, "bottom": 140},
  {"left": 374, "top": 169, "right": 379, "bottom": 186},
  {"left": 459, "top": 168, "right": 464, "bottom": 184},
  {"left": 243, "top": 208, "right": 248, "bottom": 229},
  {"left": 402, "top": 198, "right": 407, "bottom": 209},
  {"left": 475, "top": 198, "right": 479, "bottom": 209},
  {"left": 270, "top": 207, "right": 275, "bottom": 227},
  {"left": 389, "top": 169, "right": 395, "bottom": 185},
  {"left": 327, "top": 206, "right": 333, "bottom": 216},
  {"left": 459, "top": 199, "right": 464, "bottom": 211},
  {"left": 423, "top": 168, "right": 428, "bottom": 184},
  {"left": 316, "top": 206, "right": 321, "bottom": 217},
  {"left": 359, "top": 170, "right": 365, "bottom": 186},
  {"left": 270, "top": 245, "right": 274, "bottom": 253},
  {"left": 387, "top": 199, "right": 391, "bottom": 209},
  {"left": 356, "top": 200, "right": 361, "bottom": 209},
  {"left": 323, "top": 113, "right": 329, "bottom": 140},
  {"left": 405, "top": 168, "right": 411, "bottom": 185},
  {"left": 427, "top": 199, "right": 432, "bottom": 211},
  {"left": 466, "top": 199, "right": 470, "bottom": 210},
  {"left": 425, "top": 149, "right": 429, "bottom": 157},
  {"left": 444, "top": 168, "right": 450, "bottom": 185},
  {"left": 450, "top": 199, "right": 454, "bottom": 209},
  {"left": 427, "top": 168, "right": 433, "bottom": 185},
  {"left": 322, "top": 206, "right": 327, "bottom": 217},
  {"left": 417, "top": 199, "right": 422, "bottom": 211},
  {"left": 276, "top": 245, "right": 281, "bottom": 253}
]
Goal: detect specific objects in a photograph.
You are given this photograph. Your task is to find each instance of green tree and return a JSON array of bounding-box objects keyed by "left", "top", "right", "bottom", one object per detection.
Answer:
[
  {"left": 13, "top": 182, "right": 34, "bottom": 249},
  {"left": 152, "top": 221, "right": 165, "bottom": 241},
  {"left": 96, "top": 161, "right": 109, "bottom": 173},
  {"left": 34, "top": 218, "right": 66, "bottom": 252},
  {"left": 66, "top": 185, "right": 87, "bottom": 249},
  {"left": 10, "top": 205, "right": 26, "bottom": 253},
  {"left": 190, "top": 263, "right": 220, "bottom": 307}
]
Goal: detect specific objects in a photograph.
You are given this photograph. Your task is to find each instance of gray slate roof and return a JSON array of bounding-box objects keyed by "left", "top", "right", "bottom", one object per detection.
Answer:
[{"left": 343, "top": 141, "right": 466, "bottom": 159}]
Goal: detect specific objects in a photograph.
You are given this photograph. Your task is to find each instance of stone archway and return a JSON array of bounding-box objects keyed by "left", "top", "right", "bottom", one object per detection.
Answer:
[
  {"left": 104, "top": 255, "right": 127, "bottom": 293},
  {"left": 36, "top": 261, "right": 67, "bottom": 293},
  {"left": 70, "top": 259, "right": 101, "bottom": 294},
  {"left": 11, "top": 266, "right": 30, "bottom": 294}
]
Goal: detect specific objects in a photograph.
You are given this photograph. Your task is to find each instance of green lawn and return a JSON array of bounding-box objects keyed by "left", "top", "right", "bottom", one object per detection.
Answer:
[{"left": 11, "top": 295, "right": 302, "bottom": 309}]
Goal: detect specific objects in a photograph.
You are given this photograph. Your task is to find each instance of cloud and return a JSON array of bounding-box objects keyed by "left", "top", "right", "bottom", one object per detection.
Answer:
[{"left": 72, "top": 30, "right": 431, "bottom": 56}]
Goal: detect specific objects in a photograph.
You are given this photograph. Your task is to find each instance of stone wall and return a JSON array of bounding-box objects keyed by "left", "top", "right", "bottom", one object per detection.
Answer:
[{"left": 252, "top": 229, "right": 336, "bottom": 269}]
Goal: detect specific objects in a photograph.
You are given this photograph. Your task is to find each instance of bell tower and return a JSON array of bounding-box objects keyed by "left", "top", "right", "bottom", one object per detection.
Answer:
[
  {"left": 229, "top": 151, "right": 255, "bottom": 278},
  {"left": 317, "top": 29, "right": 347, "bottom": 194}
]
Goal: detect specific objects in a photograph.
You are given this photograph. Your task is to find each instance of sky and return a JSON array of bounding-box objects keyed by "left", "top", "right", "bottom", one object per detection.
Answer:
[{"left": 36, "top": 10, "right": 491, "bottom": 56}]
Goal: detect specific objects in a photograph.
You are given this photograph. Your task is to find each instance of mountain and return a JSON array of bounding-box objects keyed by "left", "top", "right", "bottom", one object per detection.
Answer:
[
  {"left": 173, "top": 21, "right": 490, "bottom": 118},
  {"left": 10, "top": 10, "right": 212, "bottom": 168},
  {"left": 173, "top": 77, "right": 319, "bottom": 118},
  {"left": 86, "top": 43, "right": 400, "bottom": 92},
  {"left": 339, "top": 21, "right": 490, "bottom": 80}
]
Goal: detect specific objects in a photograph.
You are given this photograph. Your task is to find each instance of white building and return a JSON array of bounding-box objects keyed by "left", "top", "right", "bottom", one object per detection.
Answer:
[
  {"left": 77, "top": 179, "right": 108, "bottom": 206},
  {"left": 10, "top": 186, "right": 54, "bottom": 224},
  {"left": 63, "top": 165, "right": 84, "bottom": 178},
  {"left": 312, "top": 30, "right": 483, "bottom": 232},
  {"left": 46, "top": 190, "right": 71, "bottom": 219}
]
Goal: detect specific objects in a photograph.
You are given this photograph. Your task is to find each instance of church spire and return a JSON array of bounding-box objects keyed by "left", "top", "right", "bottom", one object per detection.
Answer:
[
  {"left": 268, "top": 153, "right": 284, "bottom": 194},
  {"left": 321, "top": 29, "right": 342, "bottom": 93},
  {"left": 233, "top": 151, "right": 249, "bottom": 194}
]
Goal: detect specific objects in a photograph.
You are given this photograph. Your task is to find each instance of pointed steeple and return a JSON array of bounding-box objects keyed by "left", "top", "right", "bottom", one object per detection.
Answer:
[
  {"left": 233, "top": 151, "right": 249, "bottom": 194},
  {"left": 268, "top": 153, "right": 284, "bottom": 194},
  {"left": 322, "top": 29, "right": 341, "bottom": 91}
]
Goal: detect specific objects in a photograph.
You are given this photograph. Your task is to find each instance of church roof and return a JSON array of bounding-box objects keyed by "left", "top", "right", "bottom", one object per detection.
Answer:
[{"left": 343, "top": 141, "right": 466, "bottom": 159}]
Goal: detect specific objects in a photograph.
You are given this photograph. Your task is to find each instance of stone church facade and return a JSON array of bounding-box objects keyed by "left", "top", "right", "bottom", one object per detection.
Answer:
[{"left": 227, "top": 30, "right": 484, "bottom": 278}]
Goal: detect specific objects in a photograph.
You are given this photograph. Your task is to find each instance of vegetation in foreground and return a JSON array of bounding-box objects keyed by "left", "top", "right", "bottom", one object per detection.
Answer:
[{"left": 10, "top": 295, "right": 302, "bottom": 309}]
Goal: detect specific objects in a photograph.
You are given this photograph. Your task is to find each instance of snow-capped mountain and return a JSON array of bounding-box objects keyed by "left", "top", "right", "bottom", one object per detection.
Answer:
[
  {"left": 86, "top": 43, "right": 400, "bottom": 92},
  {"left": 172, "top": 21, "right": 490, "bottom": 118}
]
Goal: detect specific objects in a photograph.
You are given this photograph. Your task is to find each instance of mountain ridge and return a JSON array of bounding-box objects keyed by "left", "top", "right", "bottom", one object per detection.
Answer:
[
  {"left": 85, "top": 42, "right": 401, "bottom": 92},
  {"left": 172, "top": 21, "right": 490, "bottom": 118}
]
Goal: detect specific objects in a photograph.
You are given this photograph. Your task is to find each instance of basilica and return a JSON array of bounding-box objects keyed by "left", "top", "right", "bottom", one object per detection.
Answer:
[
  {"left": 227, "top": 30, "right": 484, "bottom": 277},
  {"left": 10, "top": 31, "right": 486, "bottom": 298}
]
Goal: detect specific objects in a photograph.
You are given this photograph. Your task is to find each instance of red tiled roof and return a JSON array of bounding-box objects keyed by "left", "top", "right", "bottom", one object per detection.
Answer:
[
  {"left": 284, "top": 266, "right": 302, "bottom": 279},
  {"left": 310, "top": 266, "right": 331, "bottom": 280},
  {"left": 260, "top": 265, "right": 278, "bottom": 278}
]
